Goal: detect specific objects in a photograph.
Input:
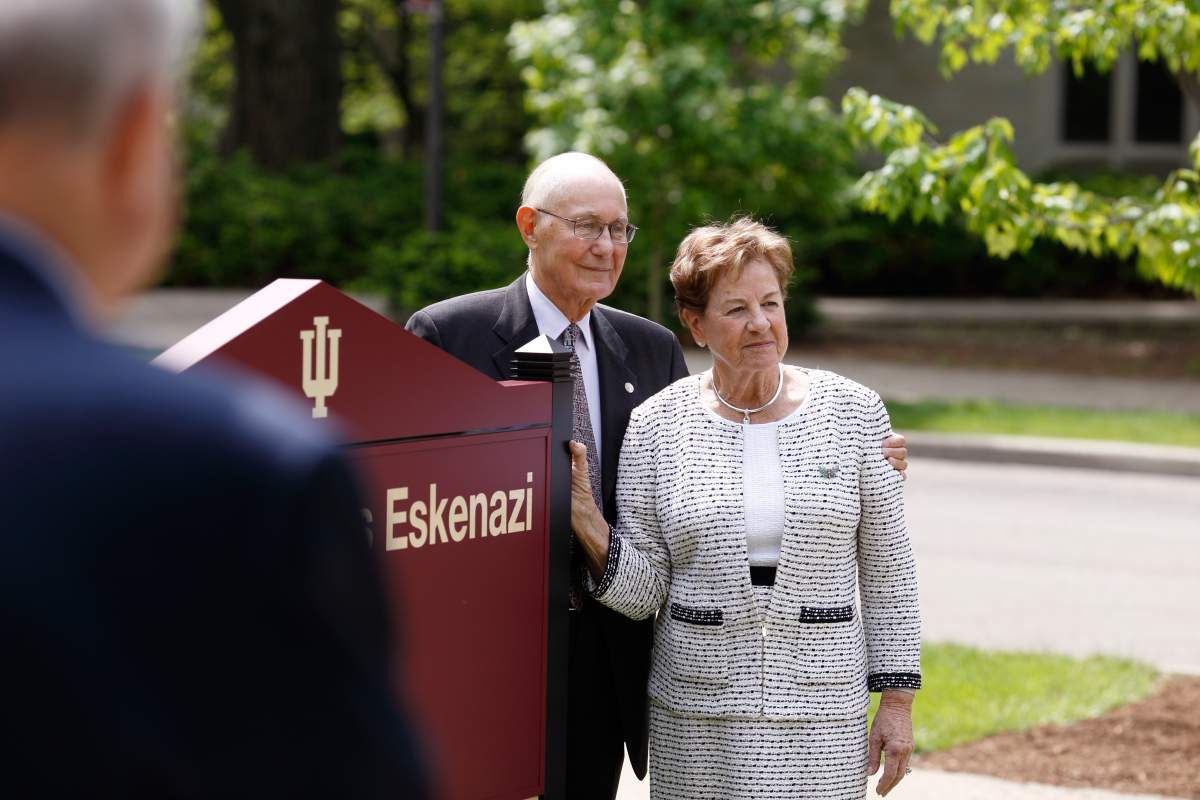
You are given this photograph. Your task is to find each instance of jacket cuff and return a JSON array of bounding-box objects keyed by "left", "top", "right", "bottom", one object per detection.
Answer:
[
  {"left": 868, "top": 672, "right": 922, "bottom": 692},
  {"left": 590, "top": 528, "right": 621, "bottom": 599}
]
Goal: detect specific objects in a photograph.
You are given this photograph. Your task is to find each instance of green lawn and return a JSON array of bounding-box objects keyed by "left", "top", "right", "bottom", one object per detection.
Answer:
[
  {"left": 868, "top": 642, "right": 1159, "bottom": 753},
  {"left": 887, "top": 399, "right": 1200, "bottom": 448}
]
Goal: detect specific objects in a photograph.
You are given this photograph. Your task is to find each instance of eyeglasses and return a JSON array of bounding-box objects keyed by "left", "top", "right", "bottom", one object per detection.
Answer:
[{"left": 536, "top": 208, "right": 638, "bottom": 244}]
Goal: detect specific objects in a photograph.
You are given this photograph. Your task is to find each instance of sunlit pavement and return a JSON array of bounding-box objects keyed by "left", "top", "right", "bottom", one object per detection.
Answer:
[{"left": 616, "top": 758, "right": 1185, "bottom": 800}]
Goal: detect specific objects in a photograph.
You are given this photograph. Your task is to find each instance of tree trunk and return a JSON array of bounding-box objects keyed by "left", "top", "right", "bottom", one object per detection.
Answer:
[
  {"left": 393, "top": 3, "right": 424, "bottom": 157},
  {"left": 1176, "top": 70, "right": 1200, "bottom": 120},
  {"left": 424, "top": 0, "right": 445, "bottom": 231},
  {"left": 216, "top": 0, "right": 343, "bottom": 169},
  {"left": 359, "top": 2, "right": 424, "bottom": 158}
]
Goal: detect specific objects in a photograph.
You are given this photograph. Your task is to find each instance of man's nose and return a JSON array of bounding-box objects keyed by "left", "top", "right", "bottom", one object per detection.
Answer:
[{"left": 589, "top": 226, "right": 616, "bottom": 253}]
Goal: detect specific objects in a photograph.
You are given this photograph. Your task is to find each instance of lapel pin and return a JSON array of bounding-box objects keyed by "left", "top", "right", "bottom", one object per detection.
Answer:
[
  {"left": 624, "top": 382, "right": 635, "bottom": 394},
  {"left": 819, "top": 465, "right": 839, "bottom": 478}
]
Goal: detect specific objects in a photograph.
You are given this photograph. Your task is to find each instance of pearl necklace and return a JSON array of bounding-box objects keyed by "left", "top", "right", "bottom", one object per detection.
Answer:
[{"left": 712, "top": 364, "right": 785, "bottom": 425}]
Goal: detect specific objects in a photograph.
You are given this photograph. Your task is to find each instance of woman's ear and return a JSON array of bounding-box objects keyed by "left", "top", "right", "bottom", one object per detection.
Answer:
[
  {"left": 679, "top": 307, "right": 706, "bottom": 348},
  {"left": 515, "top": 206, "right": 539, "bottom": 249}
]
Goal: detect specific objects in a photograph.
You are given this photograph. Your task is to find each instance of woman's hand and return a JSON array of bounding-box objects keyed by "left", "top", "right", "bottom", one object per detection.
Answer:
[
  {"left": 568, "top": 441, "right": 610, "bottom": 578},
  {"left": 868, "top": 691, "right": 915, "bottom": 796}
]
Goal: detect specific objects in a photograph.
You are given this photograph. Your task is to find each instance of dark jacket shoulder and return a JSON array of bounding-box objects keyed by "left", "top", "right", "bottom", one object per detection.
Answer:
[{"left": 405, "top": 285, "right": 511, "bottom": 344}]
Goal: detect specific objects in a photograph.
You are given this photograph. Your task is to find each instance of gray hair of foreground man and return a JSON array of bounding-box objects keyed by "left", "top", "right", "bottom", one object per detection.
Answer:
[
  {"left": 0, "top": 0, "right": 199, "bottom": 138},
  {"left": 520, "top": 151, "right": 627, "bottom": 219}
]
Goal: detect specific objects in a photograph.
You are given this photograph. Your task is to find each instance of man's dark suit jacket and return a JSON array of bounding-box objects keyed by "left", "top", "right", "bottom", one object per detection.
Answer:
[
  {"left": 0, "top": 229, "right": 425, "bottom": 799},
  {"left": 407, "top": 274, "right": 689, "bottom": 798}
]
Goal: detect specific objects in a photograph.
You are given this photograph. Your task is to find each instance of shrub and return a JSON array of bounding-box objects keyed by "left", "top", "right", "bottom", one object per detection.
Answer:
[
  {"left": 351, "top": 217, "right": 529, "bottom": 312},
  {"left": 168, "top": 141, "right": 524, "bottom": 297}
]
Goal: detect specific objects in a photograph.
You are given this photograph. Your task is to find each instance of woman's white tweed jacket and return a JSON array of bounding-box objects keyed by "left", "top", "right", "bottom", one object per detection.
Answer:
[{"left": 592, "top": 369, "right": 921, "bottom": 720}]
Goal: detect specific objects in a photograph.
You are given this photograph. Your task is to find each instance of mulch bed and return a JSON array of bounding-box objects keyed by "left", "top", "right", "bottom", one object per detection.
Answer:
[{"left": 916, "top": 676, "right": 1200, "bottom": 798}]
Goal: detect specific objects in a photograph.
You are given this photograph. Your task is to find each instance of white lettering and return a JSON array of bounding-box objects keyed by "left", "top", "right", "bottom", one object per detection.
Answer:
[
  {"left": 449, "top": 496, "right": 468, "bottom": 542},
  {"left": 382, "top": 477, "right": 536, "bottom": 551},
  {"left": 525, "top": 472, "right": 533, "bottom": 531},
  {"left": 508, "top": 489, "right": 525, "bottom": 534},
  {"left": 428, "top": 484, "right": 449, "bottom": 545},
  {"left": 385, "top": 489, "right": 408, "bottom": 551},
  {"left": 468, "top": 493, "right": 487, "bottom": 539},
  {"left": 489, "top": 491, "right": 507, "bottom": 536},
  {"left": 410, "top": 500, "right": 428, "bottom": 548}
]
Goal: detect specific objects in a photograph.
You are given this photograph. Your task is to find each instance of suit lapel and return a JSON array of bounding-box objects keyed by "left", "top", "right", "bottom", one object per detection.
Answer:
[
  {"left": 489, "top": 274, "right": 540, "bottom": 379},
  {"left": 591, "top": 306, "right": 638, "bottom": 511}
]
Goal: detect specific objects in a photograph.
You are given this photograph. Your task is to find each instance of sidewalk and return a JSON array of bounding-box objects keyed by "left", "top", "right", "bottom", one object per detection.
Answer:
[
  {"left": 616, "top": 758, "right": 1188, "bottom": 800},
  {"left": 108, "top": 287, "right": 388, "bottom": 355},
  {"left": 814, "top": 297, "right": 1200, "bottom": 325}
]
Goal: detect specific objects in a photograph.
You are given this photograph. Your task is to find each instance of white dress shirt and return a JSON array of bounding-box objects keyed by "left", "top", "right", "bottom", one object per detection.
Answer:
[{"left": 526, "top": 272, "right": 602, "bottom": 466}]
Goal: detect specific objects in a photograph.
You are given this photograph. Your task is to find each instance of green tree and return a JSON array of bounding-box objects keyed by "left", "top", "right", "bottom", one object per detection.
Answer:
[
  {"left": 842, "top": 0, "right": 1200, "bottom": 295},
  {"left": 341, "top": 0, "right": 541, "bottom": 162},
  {"left": 509, "top": 0, "right": 864, "bottom": 322}
]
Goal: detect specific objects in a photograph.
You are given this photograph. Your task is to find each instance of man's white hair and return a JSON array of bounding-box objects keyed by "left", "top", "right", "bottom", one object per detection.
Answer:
[
  {"left": 0, "top": 0, "right": 200, "bottom": 137},
  {"left": 521, "top": 151, "right": 627, "bottom": 213}
]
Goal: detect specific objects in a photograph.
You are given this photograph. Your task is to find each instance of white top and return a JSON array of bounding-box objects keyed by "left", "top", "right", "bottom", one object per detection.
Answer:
[
  {"left": 744, "top": 423, "right": 785, "bottom": 567},
  {"left": 526, "top": 272, "right": 602, "bottom": 465},
  {"left": 728, "top": 384, "right": 810, "bottom": 568}
]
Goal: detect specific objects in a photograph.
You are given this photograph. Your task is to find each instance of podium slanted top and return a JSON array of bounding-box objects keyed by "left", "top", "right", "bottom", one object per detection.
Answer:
[{"left": 154, "top": 279, "right": 551, "bottom": 443}]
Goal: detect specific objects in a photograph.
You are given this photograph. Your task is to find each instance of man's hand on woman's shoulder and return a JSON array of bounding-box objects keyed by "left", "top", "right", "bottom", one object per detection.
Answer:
[{"left": 883, "top": 433, "right": 908, "bottom": 479}]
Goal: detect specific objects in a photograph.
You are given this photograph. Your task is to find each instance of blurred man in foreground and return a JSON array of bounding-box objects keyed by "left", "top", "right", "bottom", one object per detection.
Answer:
[{"left": 0, "top": 1, "right": 425, "bottom": 796}]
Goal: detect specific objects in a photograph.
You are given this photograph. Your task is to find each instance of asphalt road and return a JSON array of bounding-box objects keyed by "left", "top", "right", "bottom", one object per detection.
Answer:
[{"left": 907, "top": 457, "right": 1200, "bottom": 675}]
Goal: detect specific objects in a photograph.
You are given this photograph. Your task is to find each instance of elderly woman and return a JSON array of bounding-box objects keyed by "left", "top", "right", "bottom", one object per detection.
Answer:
[{"left": 569, "top": 217, "right": 921, "bottom": 799}]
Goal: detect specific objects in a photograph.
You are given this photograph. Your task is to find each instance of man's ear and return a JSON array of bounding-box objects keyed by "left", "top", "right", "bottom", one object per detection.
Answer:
[
  {"left": 516, "top": 205, "right": 540, "bottom": 249},
  {"left": 96, "top": 83, "right": 177, "bottom": 304},
  {"left": 101, "top": 84, "right": 167, "bottom": 219}
]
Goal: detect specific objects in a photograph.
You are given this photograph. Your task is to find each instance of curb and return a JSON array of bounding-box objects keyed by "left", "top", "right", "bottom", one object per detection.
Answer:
[{"left": 908, "top": 431, "right": 1200, "bottom": 478}]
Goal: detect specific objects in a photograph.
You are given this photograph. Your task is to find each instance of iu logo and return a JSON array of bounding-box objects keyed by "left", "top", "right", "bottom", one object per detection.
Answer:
[{"left": 300, "top": 316, "right": 342, "bottom": 418}]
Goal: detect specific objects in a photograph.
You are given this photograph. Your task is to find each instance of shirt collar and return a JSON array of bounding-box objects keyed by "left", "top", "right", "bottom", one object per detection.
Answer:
[{"left": 525, "top": 271, "right": 594, "bottom": 351}]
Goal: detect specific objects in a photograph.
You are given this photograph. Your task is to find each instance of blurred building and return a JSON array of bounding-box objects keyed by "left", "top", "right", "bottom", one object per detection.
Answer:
[{"left": 826, "top": 0, "right": 1200, "bottom": 174}]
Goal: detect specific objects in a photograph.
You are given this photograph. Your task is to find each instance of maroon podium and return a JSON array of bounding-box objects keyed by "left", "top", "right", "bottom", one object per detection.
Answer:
[{"left": 156, "top": 279, "right": 572, "bottom": 800}]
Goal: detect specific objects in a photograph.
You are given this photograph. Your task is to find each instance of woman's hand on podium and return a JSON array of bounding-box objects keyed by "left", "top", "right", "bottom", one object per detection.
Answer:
[{"left": 569, "top": 441, "right": 611, "bottom": 580}]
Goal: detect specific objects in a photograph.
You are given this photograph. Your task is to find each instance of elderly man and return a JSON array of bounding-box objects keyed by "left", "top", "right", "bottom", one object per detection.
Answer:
[
  {"left": 0, "top": 2, "right": 424, "bottom": 797},
  {"left": 407, "top": 152, "right": 908, "bottom": 799}
]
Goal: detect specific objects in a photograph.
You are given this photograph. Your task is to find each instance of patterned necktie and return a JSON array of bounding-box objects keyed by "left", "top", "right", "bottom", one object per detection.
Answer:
[
  {"left": 562, "top": 323, "right": 603, "bottom": 512},
  {"left": 562, "top": 323, "right": 603, "bottom": 609}
]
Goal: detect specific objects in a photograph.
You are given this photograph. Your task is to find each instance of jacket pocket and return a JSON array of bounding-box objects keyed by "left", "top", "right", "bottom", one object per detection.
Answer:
[
  {"left": 669, "top": 603, "right": 724, "bottom": 626},
  {"left": 799, "top": 604, "right": 854, "bottom": 624},
  {"left": 785, "top": 605, "right": 864, "bottom": 683},
  {"left": 664, "top": 604, "right": 728, "bottom": 685}
]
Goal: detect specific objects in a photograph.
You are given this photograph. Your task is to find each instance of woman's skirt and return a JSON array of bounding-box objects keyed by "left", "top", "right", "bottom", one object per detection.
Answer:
[{"left": 646, "top": 584, "right": 869, "bottom": 800}]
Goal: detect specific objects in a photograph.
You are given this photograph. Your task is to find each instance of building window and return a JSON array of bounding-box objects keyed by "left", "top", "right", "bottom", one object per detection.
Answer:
[
  {"left": 1062, "top": 64, "right": 1112, "bottom": 142},
  {"left": 1135, "top": 58, "right": 1184, "bottom": 143}
]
